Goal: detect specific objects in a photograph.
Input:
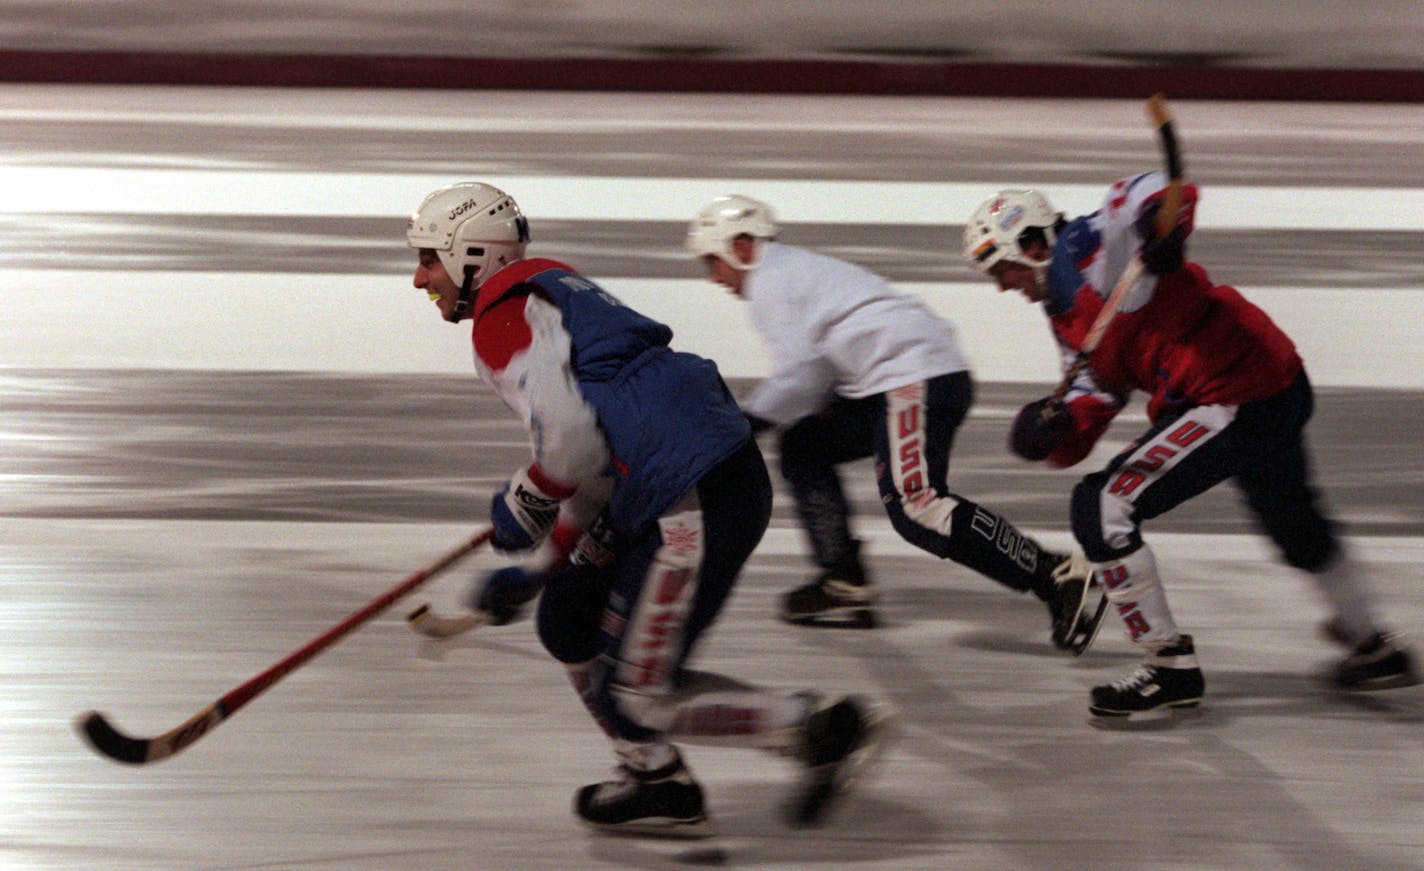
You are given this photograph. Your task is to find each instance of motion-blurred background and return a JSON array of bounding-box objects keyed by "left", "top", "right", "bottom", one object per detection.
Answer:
[{"left": 2, "top": 5, "right": 1422, "bottom": 870}]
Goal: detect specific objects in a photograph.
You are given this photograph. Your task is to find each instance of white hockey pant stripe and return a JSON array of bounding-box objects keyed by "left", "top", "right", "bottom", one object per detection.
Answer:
[
  {"left": 668, "top": 690, "right": 812, "bottom": 753},
  {"left": 887, "top": 383, "right": 958, "bottom": 534},
  {"left": 609, "top": 496, "right": 705, "bottom": 735},
  {"left": 1097, "top": 404, "right": 1237, "bottom": 552}
]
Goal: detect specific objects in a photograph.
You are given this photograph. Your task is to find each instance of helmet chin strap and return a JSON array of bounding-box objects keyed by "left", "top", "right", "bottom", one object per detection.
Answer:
[
  {"left": 1020, "top": 226, "right": 1056, "bottom": 297},
  {"left": 448, "top": 265, "right": 478, "bottom": 323}
]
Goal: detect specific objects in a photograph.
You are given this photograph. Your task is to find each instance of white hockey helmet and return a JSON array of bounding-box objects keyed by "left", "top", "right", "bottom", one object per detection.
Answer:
[
  {"left": 963, "top": 189, "right": 1063, "bottom": 277},
  {"left": 406, "top": 182, "right": 530, "bottom": 287},
  {"left": 686, "top": 194, "right": 778, "bottom": 270}
]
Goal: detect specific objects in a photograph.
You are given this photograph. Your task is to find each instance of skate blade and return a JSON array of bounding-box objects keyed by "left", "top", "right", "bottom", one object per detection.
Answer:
[
  {"left": 782, "top": 608, "right": 878, "bottom": 629},
  {"left": 788, "top": 703, "right": 897, "bottom": 827},
  {"left": 1334, "top": 671, "right": 1421, "bottom": 692},
  {"left": 581, "top": 815, "right": 716, "bottom": 840},
  {"left": 1088, "top": 700, "right": 1204, "bottom": 730},
  {"left": 1067, "top": 593, "right": 1110, "bottom": 656}
]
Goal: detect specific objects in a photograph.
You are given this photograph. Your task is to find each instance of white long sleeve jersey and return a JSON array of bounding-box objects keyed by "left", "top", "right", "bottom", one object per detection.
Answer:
[{"left": 740, "top": 242, "right": 970, "bottom": 425}]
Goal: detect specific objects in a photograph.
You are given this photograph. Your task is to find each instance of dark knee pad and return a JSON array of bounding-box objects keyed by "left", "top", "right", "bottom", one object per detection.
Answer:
[
  {"left": 1070, "top": 473, "right": 1140, "bottom": 562},
  {"left": 535, "top": 564, "right": 608, "bottom": 664}
]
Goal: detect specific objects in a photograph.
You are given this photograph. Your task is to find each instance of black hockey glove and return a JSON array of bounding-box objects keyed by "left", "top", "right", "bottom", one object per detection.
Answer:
[
  {"left": 1141, "top": 227, "right": 1186, "bottom": 275},
  {"left": 1010, "top": 397, "right": 1071, "bottom": 461},
  {"left": 1135, "top": 201, "right": 1186, "bottom": 275}
]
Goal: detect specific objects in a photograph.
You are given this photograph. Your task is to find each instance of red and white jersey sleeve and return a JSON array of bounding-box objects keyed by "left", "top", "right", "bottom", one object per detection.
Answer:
[
  {"left": 1048, "top": 171, "right": 1300, "bottom": 426},
  {"left": 1082, "top": 170, "right": 1197, "bottom": 318},
  {"left": 472, "top": 293, "right": 610, "bottom": 487}
]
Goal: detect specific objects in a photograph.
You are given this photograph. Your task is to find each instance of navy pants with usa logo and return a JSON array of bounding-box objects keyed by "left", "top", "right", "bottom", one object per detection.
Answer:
[
  {"left": 778, "top": 370, "right": 1058, "bottom": 594},
  {"left": 1071, "top": 370, "right": 1336, "bottom": 572},
  {"left": 535, "top": 437, "right": 773, "bottom": 745}
]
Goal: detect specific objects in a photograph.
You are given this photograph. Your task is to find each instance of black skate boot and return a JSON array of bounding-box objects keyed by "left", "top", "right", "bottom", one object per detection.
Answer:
[
  {"left": 788, "top": 695, "right": 895, "bottom": 827},
  {"left": 781, "top": 541, "right": 877, "bottom": 628},
  {"left": 1034, "top": 551, "right": 1105, "bottom": 655},
  {"left": 1332, "top": 631, "right": 1419, "bottom": 690},
  {"left": 1090, "top": 635, "right": 1205, "bottom": 717},
  {"left": 574, "top": 749, "right": 713, "bottom": 838}
]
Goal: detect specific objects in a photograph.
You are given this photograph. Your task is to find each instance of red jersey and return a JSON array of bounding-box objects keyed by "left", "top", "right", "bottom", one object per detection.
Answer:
[{"left": 1043, "top": 172, "right": 1302, "bottom": 467}]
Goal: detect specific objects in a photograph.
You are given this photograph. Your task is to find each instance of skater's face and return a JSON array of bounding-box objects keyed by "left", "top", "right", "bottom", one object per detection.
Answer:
[
  {"left": 413, "top": 250, "right": 467, "bottom": 322},
  {"left": 701, "top": 236, "right": 760, "bottom": 297},
  {"left": 988, "top": 237, "right": 1049, "bottom": 303},
  {"left": 702, "top": 254, "right": 744, "bottom": 295}
]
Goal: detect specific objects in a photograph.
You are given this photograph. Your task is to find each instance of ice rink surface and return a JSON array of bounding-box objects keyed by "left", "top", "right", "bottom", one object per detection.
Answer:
[{"left": 2, "top": 80, "right": 1423, "bottom": 870}]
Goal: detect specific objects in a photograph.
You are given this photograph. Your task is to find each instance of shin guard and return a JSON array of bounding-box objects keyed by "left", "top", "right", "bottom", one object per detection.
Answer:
[{"left": 1095, "top": 544, "right": 1179, "bottom": 646}]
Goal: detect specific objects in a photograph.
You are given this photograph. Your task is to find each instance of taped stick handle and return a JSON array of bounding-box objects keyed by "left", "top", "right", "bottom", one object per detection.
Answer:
[
  {"left": 1045, "top": 93, "right": 1184, "bottom": 413},
  {"left": 1147, "top": 93, "right": 1185, "bottom": 239},
  {"left": 77, "top": 527, "right": 494, "bottom": 764}
]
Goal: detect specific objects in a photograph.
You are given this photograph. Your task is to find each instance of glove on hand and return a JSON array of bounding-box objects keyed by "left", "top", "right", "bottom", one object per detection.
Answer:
[
  {"left": 468, "top": 566, "right": 546, "bottom": 625},
  {"left": 1134, "top": 201, "right": 1186, "bottom": 275},
  {"left": 1010, "top": 397, "right": 1071, "bottom": 461},
  {"left": 490, "top": 466, "right": 568, "bottom": 552},
  {"left": 1140, "top": 227, "right": 1185, "bottom": 275}
]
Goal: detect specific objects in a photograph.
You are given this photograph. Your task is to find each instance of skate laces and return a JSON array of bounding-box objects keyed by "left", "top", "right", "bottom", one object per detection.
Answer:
[
  {"left": 1109, "top": 663, "right": 1160, "bottom": 693},
  {"left": 588, "top": 766, "right": 642, "bottom": 805},
  {"left": 821, "top": 578, "right": 875, "bottom": 603}
]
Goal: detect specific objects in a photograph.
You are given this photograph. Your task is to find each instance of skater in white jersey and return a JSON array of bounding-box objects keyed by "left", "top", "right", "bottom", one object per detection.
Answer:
[{"left": 688, "top": 194, "right": 1102, "bottom": 653}]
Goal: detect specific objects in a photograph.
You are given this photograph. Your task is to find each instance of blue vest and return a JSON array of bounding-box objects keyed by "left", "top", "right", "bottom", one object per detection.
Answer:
[{"left": 481, "top": 259, "right": 751, "bottom": 534}]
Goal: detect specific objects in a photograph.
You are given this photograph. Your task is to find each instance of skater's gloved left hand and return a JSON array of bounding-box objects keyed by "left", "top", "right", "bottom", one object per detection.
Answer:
[
  {"left": 1135, "top": 201, "right": 1186, "bottom": 275},
  {"left": 467, "top": 565, "right": 546, "bottom": 625},
  {"left": 490, "top": 465, "right": 574, "bottom": 552},
  {"left": 1140, "top": 227, "right": 1185, "bottom": 275},
  {"left": 1010, "top": 397, "right": 1071, "bottom": 461}
]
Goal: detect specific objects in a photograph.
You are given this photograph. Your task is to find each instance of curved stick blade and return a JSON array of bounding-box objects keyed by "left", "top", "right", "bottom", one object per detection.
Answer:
[
  {"left": 77, "top": 704, "right": 223, "bottom": 765},
  {"left": 77, "top": 711, "right": 152, "bottom": 764}
]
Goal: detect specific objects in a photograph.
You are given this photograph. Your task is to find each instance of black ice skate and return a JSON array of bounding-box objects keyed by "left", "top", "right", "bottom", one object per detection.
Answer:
[
  {"left": 781, "top": 544, "right": 877, "bottom": 628},
  {"left": 1037, "top": 551, "right": 1106, "bottom": 655},
  {"left": 1090, "top": 635, "right": 1205, "bottom": 717},
  {"left": 574, "top": 750, "right": 714, "bottom": 838},
  {"left": 1332, "top": 632, "right": 1419, "bottom": 690},
  {"left": 788, "top": 695, "right": 895, "bottom": 827}
]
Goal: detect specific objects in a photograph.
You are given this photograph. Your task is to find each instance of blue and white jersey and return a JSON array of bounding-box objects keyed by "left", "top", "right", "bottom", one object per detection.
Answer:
[{"left": 470, "top": 258, "right": 751, "bottom": 535}]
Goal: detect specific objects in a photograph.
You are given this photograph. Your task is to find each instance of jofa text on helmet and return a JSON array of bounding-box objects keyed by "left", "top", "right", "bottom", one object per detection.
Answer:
[{"left": 447, "top": 198, "right": 485, "bottom": 221}]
